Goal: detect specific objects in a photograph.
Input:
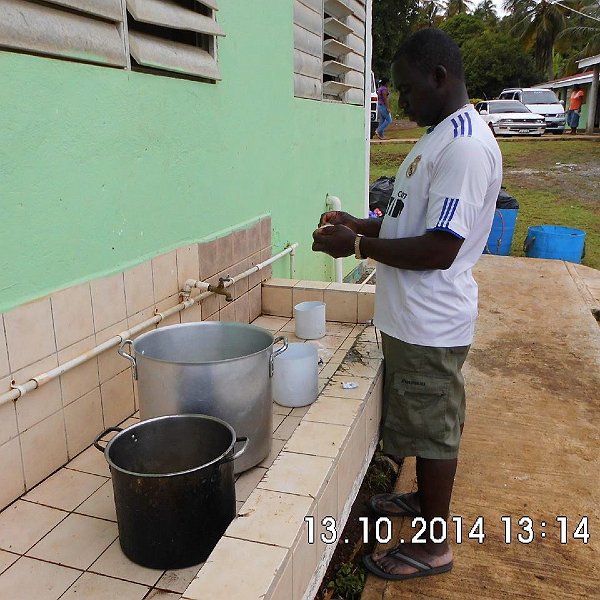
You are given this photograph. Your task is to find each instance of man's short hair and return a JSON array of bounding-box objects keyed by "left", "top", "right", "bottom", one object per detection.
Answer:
[{"left": 392, "top": 28, "right": 464, "bottom": 80}]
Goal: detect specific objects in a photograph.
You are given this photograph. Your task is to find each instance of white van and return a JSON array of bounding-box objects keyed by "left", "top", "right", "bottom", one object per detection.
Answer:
[
  {"left": 498, "top": 88, "right": 565, "bottom": 133},
  {"left": 370, "top": 72, "right": 378, "bottom": 137}
]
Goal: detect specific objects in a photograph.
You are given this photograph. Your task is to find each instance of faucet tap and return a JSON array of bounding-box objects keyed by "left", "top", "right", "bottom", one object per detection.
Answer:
[{"left": 209, "top": 276, "right": 234, "bottom": 302}]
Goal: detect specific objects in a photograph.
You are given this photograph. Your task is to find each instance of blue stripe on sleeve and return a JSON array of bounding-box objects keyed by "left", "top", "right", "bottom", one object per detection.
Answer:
[
  {"left": 426, "top": 227, "right": 465, "bottom": 240},
  {"left": 436, "top": 198, "right": 451, "bottom": 228},
  {"left": 451, "top": 119, "right": 459, "bottom": 138},
  {"left": 457, "top": 114, "right": 465, "bottom": 137},
  {"left": 444, "top": 198, "right": 460, "bottom": 228},
  {"left": 465, "top": 112, "right": 473, "bottom": 137}
]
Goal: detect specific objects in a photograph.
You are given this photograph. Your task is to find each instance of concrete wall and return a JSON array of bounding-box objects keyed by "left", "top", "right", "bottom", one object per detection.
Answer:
[{"left": 0, "top": 0, "right": 367, "bottom": 313}]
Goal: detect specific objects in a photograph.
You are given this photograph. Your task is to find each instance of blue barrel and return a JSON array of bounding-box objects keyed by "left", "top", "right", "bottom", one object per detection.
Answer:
[
  {"left": 524, "top": 225, "right": 586, "bottom": 263},
  {"left": 484, "top": 209, "right": 518, "bottom": 256}
]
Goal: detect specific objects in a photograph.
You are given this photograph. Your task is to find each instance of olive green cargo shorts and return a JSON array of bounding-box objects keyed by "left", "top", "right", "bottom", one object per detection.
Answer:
[{"left": 381, "top": 332, "right": 470, "bottom": 460}]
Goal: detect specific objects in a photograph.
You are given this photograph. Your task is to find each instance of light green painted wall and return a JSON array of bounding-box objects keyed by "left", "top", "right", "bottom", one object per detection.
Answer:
[{"left": 0, "top": 0, "right": 367, "bottom": 313}]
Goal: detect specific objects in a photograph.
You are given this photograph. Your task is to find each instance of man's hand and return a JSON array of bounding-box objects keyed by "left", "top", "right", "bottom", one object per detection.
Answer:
[
  {"left": 312, "top": 224, "right": 356, "bottom": 258},
  {"left": 318, "top": 211, "right": 360, "bottom": 233}
]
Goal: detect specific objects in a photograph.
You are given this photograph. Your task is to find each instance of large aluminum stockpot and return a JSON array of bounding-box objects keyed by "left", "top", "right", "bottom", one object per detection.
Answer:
[{"left": 118, "top": 322, "right": 287, "bottom": 473}]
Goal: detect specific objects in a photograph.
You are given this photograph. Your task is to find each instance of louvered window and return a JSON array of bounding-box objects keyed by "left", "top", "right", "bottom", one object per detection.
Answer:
[
  {"left": 0, "top": 0, "right": 223, "bottom": 81},
  {"left": 126, "top": 0, "right": 223, "bottom": 80},
  {"left": 293, "top": 0, "right": 366, "bottom": 105},
  {"left": 0, "top": 0, "right": 127, "bottom": 67}
]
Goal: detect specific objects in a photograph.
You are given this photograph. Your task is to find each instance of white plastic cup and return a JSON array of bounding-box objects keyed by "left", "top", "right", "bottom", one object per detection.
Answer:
[
  {"left": 294, "top": 301, "right": 326, "bottom": 340},
  {"left": 272, "top": 343, "right": 319, "bottom": 407}
]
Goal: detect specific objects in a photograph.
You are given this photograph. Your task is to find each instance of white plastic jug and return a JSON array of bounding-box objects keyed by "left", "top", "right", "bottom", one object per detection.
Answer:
[
  {"left": 272, "top": 343, "right": 319, "bottom": 407},
  {"left": 294, "top": 301, "right": 326, "bottom": 340}
]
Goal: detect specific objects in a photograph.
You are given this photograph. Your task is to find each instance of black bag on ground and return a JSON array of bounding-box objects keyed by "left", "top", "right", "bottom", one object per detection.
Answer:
[
  {"left": 369, "top": 176, "right": 395, "bottom": 213},
  {"left": 497, "top": 187, "right": 519, "bottom": 209}
]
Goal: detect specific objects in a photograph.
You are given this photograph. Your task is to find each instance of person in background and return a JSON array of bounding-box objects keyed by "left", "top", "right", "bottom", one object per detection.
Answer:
[
  {"left": 566, "top": 84, "right": 585, "bottom": 134},
  {"left": 376, "top": 77, "right": 393, "bottom": 140},
  {"left": 312, "top": 28, "right": 502, "bottom": 581}
]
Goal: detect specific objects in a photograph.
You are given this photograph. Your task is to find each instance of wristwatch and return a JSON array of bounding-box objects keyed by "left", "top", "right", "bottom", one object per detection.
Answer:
[{"left": 354, "top": 234, "right": 364, "bottom": 260}]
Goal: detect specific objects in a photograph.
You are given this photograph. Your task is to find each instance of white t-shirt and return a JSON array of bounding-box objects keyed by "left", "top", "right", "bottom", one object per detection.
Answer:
[{"left": 374, "top": 105, "right": 502, "bottom": 347}]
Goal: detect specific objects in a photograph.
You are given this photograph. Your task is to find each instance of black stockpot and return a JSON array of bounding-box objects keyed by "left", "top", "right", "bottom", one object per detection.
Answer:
[{"left": 94, "top": 414, "right": 247, "bottom": 569}]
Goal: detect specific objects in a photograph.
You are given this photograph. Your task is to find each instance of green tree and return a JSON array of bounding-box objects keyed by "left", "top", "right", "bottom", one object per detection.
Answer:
[
  {"left": 558, "top": 0, "right": 600, "bottom": 59},
  {"left": 504, "top": 0, "right": 568, "bottom": 79},
  {"left": 447, "top": 0, "right": 474, "bottom": 17},
  {"left": 415, "top": 0, "right": 446, "bottom": 28},
  {"left": 439, "top": 13, "right": 487, "bottom": 47},
  {"left": 474, "top": 0, "right": 498, "bottom": 23},
  {"left": 372, "top": 0, "right": 421, "bottom": 78},
  {"left": 462, "top": 31, "right": 541, "bottom": 97}
]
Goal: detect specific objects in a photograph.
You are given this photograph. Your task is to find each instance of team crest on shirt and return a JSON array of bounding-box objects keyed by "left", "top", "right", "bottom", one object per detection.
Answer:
[{"left": 406, "top": 155, "right": 422, "bottom": 177}]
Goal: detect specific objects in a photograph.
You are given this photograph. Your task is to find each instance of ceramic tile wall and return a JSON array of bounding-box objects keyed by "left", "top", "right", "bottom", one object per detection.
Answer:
[
  {"left": 262, "top": 279, "right": 376, "bottom": 322},
  {"left": 0, "top": 411, "right": 213, "bottom": 600},
  {"left": 183, "top": 323, "right": 384, "bottom": 600},
  {"left": 0, "top": 317, "right": 382, "bottom": 600},
  {"left": 0, "top": 217, "right": 272, "bottom": 510}
]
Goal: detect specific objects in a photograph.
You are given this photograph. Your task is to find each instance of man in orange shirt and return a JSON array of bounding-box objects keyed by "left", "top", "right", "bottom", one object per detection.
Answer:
[{"left": 567, "top": 84, "right": 585, "bottom": 134}]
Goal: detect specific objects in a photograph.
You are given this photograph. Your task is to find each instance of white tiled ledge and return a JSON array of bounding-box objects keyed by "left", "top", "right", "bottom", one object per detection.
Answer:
[
  {"left": 181, "top": 325, "right": 384, "bottom": 600},
  {"left": 0, "top": 278, "right": 382, "bottom": 600},
  {"left": 261, "top": 278, "right": 375, "bottom": 323}
]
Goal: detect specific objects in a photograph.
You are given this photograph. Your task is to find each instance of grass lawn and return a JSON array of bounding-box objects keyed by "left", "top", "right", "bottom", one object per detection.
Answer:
[{"left": 370, "top": 137, "right": 600, "bottom": 270}]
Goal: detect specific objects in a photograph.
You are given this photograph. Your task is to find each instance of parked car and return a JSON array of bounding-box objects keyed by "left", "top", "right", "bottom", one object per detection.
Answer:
[
  {"left": 370, "top": 72, "right": 378, "bottom": 138},
  {"left": 498, "top": 88, "right": 565, "bottom": 133},
  {"left": 475, "top": 100, "right": 546, "bottom": 136}
]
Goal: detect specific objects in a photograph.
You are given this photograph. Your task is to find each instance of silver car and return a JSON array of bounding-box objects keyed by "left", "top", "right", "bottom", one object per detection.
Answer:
[{"left": 475, "top": 100, "right": 546, "bottom": 136}]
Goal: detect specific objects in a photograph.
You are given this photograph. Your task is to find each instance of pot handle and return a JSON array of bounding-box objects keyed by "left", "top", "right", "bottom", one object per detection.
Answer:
[
  {"left": 93, "top": 427, "right": 123, "bottom": 452},
  {"left": 269, "top": 336, "right": 288, "bottom": 377},
  {"left": 222, "top": 436, "right": 249, "bottom": 464},
  {"left": 118, "top": 339, "right": 137, "bottom": 380}
]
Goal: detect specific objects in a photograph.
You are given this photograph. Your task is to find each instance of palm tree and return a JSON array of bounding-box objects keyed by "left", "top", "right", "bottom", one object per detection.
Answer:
[
  {"left": 447, "top": 0, "right": 474, "bottom": 16},
  {"left": 474, "top": 0, "right": 497, "bottom": 21},
  {"left": 416, "top": 0, "right": 446, "bottom": 27},
  {"left": 505, "top": 0, "right": 568, "bottom": 80},
  {"left": 558, "top": 0, "right": 600, "bottom": 58}
]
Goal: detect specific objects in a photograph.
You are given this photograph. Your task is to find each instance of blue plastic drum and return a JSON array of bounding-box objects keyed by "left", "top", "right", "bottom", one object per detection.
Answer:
[
  {"left": 524, "top": 225, "right": 586, "bottom": 264},
  {"left": 484, "top": 209, "right": 518, "bottom": 256}
]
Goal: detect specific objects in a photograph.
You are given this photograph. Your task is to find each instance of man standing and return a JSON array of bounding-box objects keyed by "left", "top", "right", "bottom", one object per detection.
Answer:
[
  {"left": 567, "top": 84, "right": 585, "bottom": 134},
  {"left": 312, "top": 28, "right": 502, "bottom": 580},
  {"left": 375, "top": 77, "right": 393, "bottom": 140}
]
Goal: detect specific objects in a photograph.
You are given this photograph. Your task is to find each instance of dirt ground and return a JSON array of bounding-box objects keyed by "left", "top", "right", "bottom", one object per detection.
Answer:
[
  {"left": 360, "top": 256, "right": 600, "bottom": 600},
  {"left": 379, "top": 120, "right": 600, "bottom": 212},
  {"left": 500, "top": 143, "right": 600, "bottom": 215}
]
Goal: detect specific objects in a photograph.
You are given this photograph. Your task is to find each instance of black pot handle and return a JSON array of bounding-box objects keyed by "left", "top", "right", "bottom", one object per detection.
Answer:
[
  {"left": 93, "top": 427, "right": 123, "bottom": 452},
  {"left": 222, "top": 436, "right": 249, "bottom": 464}
]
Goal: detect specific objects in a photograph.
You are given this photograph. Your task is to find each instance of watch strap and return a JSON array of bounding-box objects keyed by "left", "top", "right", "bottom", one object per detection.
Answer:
[{"left": 354, "top": 234, "right": 364, "bottom": 260}]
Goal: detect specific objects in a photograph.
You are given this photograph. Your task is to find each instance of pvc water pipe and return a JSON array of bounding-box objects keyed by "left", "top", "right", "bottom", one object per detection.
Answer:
[
  {"left": 325, "top": 195, "right": 344, "bottom": 283},
  {"left": 0, "top": 243, "right": 299, "bottom": 408},
  {"left": 289, "top": 243, "right": 297, "bottom": 279}
]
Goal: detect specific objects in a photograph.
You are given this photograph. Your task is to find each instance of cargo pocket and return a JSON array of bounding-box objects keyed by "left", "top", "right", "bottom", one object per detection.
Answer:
[{"left": 385, "top": 371, "right": 451, "bottom": 440}]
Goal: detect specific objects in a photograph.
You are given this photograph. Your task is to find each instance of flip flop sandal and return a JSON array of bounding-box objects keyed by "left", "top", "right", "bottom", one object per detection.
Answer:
[
  {"left": 363, "top": 549, "right": 453, "bottom": 581},
  {"left": 368, "top": 493, "right": 421, "bottom": 518}
]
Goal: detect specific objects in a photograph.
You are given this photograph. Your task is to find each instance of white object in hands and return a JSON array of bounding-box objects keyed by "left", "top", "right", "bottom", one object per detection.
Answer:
[
  {"left": 294, "top": 301, "right": 326, "bottom": 340},
  {"left": 272, "top": 343, "right": 319, "bottom": 407}
]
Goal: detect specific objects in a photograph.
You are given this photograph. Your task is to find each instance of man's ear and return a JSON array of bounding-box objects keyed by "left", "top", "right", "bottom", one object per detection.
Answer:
[{"left": 433, "top": 65, "right": 448, "bottom": 87}]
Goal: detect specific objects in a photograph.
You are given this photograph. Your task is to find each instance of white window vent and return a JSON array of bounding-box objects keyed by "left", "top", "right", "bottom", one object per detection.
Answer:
[
  {"left": 293, "top": 0, "right": 366, "bottom": 105},
  {"left": 0, "top": 0, "right": 224, "bottom": 82}
]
